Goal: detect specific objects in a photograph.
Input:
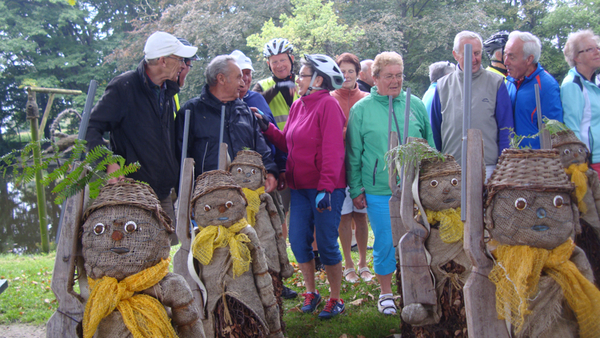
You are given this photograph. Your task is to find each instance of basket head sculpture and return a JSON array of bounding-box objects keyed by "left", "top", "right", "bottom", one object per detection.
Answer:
[
  {"left": 228, "top": 150, "right": 266, "bottom": 190},
  {"left": 551, "top": 129, "right": 590, "bottom": 168},
  {"left": 484, "top": 149, "right": 578, "bottom": 249},
  {"left": 191, "top": 170, "right": 248, "bottom": 227},
  {"left": 81, "top": 179, "right": 173, "bottom": 280},
  {"left": 419, "top": 154, "right": 462, "bottom": 211}
]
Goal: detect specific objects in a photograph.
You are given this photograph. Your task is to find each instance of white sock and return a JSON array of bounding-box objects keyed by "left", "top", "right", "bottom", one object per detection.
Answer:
[{"left": 379, "top": 293, "right": 396, "bottom": 314}]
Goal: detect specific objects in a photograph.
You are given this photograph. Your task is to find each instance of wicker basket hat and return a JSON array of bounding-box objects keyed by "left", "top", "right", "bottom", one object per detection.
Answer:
[
  {"left": 191, "top": 170, "right": 247, "bottom": 210},
  {"left": 228, "top": 150, "right": 266, "bottom": 177},
  {"left": 551, "top": 129, "right": 587, "bottom": 149},
  {"left": 420, "top": 154, "right": 461, "bottom": 181},
  {"left": 485, "top": 149, "right": 574, "bottom": 207},
  {"left": 82, "top": 179, "right": 174, "bottom": 233}
]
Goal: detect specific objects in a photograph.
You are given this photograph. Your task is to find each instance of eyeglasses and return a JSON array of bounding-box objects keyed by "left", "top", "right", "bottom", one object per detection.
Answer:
[
  {"left": 578, "top": 47, "right": 600, "bottom": 54},
  {"left": 167, "top": 56, "right": 186, "bottom": 65},
  {"left": 381, "top": 73, "right": 404, "bottom": 81},
  {"left": 298, "top": 73, "right": 313, "bottom": 79}
]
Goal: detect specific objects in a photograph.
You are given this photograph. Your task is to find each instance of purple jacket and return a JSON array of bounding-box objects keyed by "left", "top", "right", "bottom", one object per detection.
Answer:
[{"left": 264, "top": 89, "right": 346, "bottom": 192}]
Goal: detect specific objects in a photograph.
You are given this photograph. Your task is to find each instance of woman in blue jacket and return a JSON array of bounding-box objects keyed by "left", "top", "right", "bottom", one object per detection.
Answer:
[{"left": 561, "top": 29, "right": 600, "bottom": 175}]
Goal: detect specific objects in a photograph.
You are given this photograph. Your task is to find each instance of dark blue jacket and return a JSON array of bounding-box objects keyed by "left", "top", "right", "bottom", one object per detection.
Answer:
[
  {"left": 243, "top": 91, "right": 287, "bottom": 173},
  {"left": 506, "top": 63, "right": 563, "bottom": 149},
  {"left": 176, "top": 85, "right": 277, "bottom": 178}
]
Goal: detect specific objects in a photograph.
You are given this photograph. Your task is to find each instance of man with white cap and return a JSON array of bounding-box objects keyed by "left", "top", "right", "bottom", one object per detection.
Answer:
[{"left": 86, "top": 31, "right": 198, "bottom": 244}]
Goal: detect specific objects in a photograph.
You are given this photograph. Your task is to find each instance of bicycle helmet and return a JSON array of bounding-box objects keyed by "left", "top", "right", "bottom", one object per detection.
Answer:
[
  {"left": 304, "top": 54, "right": 344, "bottom": 94},
  {"left": 483, "top": 31, "right": 509, "bottom": 60},
  {"left": 263, "top": 38, "right": 294, "bottom": 58}
]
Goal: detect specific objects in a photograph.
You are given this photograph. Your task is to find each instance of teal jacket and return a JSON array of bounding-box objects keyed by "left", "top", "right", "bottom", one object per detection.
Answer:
[{"left": 346, "top": 87, "right": 435, "bottom": 198}]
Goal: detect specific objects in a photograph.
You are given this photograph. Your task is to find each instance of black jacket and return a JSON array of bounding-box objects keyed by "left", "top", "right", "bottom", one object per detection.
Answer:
[
  {"left": 86, "top": 60, "right": 180, "bottom": 200},
  {"left": 357, "top": 79, "right": 372, "bottom": 93},
  {"left": 176, "top": 85, "right": 277, "bottom": 178}
]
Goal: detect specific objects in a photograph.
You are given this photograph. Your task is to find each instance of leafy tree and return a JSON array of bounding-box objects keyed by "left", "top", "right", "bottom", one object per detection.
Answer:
[{"left": 246, "top": 0, "right": 363, "bottom": 57}]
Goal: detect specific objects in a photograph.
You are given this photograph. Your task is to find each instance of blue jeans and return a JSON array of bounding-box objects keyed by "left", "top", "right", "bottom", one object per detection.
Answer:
[
  {"left": 289, "top": 188, "right": 345, "bottom": 265},
  {"left": 365, "top": 194, "right": 396, "bottom": 275}
]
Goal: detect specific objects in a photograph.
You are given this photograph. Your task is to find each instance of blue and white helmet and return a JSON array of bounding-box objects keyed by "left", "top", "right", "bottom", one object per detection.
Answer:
[
  {"left": 304, "top": 54, "right": 344, "bottom": 92},
  {"left": 263, "top": 38, "right": 294, "bottom": 58}
]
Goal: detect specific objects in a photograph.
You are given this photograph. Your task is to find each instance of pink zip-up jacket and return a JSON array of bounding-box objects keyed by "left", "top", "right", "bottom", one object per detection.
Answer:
[{"left": 264, "top": 89, "right": 346, "bottom": 192}]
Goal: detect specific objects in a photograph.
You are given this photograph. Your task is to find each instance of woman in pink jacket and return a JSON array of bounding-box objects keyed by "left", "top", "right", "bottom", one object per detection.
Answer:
[{"left": 256, "top": 54, "right": 347, "bottom": 320}]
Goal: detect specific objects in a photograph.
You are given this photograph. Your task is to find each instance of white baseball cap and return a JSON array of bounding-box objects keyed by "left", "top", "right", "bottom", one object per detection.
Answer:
[
  {"left": 230, "top": 50, "right": 255, "bottom": 71},
  {"left": 144, "top": 31, "right": 198, "bottom": 60}
]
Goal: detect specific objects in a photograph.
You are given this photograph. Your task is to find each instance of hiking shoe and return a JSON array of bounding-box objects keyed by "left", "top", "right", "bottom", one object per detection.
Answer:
[
  {"left": 282, "top": 286, "right": 298, "bottom": 299},
  {"left": 301, "top": 292, "right": 322, "bottom": 313},
  {"left": 318, "top": 298, "right": 345, "bottom": 319}
]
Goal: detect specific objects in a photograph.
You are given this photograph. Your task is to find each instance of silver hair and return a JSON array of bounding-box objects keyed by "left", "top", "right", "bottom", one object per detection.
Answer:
[
  {"left": 508, "top": 31, "right": 542, "bottom": 63},
  {"left": 564, "top": 29, "right": 600, "bottom": 68},
  {"left": 453, "top": 31, "right": 483, "bottom": 53},
  {"left": 360, "top": 59, "right": 373, "bottom": 73},
  {"left": 429, "top": 61, "right": 455, "bottom": 83},
  {"left": 205, "top": 55, "right": 236, "bottom": 87}
]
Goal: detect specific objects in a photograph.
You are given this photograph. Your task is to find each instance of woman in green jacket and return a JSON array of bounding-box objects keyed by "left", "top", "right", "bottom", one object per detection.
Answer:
[{"left": 345, "top": 51, "right": 435, "bottom": 315}]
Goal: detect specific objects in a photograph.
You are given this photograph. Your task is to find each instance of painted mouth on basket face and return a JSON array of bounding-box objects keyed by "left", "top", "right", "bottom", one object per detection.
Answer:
[
  {"left": 243, "top": 179, "right": 251, "bottom": 183},
  {"left": 443, "top": 198, "right": 456, "bottom": 204},
  {"left": 110, "top": 247, "right": 130, "bottom": 254},
  {"left": 531, "top": 225, "right": 549, "bottom": 232},
  {"left": 218, "top": 217, "right": 229, "bottom": 221}
]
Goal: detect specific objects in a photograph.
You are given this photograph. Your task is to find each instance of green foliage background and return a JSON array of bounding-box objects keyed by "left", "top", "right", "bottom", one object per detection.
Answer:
[{"left": 1, "top": 0, "right": 600, "bottom": 153}]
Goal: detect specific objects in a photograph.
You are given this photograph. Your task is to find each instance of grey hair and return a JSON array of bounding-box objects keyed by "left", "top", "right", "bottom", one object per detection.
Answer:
[
  {"left": 205, "top": 55, "right": 236, "bottom": 87},
  {"left": 564, "top": 29, "right": 600, "bottom": 68},
  {"left": 360, "top": 59, "right": 373, "bottom": 73},
  {"left": 453, "top": 31, "right": 483, "bottom": 53},
  {"left": 429, "top": 61, "right": 455, "bottom": 83},
  {"left": 508, "top": 31, "right": 541, "bottom": 63}
]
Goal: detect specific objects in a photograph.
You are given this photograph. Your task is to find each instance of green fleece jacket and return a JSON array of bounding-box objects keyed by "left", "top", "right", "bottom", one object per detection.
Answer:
[{"left": 346, "top": 87, "right": 435, "bottom": 198}]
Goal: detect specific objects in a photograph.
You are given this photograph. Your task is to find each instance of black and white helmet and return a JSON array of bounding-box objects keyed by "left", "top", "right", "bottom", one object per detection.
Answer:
[
  {"left": 263, "top": 38, "right": 294, "bottom": 58},
  {"left": 304, "top": 54, "right": 344, "bottom": 92},
  {"left": 483, "top": 31, "right": 509, "bottom": 60}
]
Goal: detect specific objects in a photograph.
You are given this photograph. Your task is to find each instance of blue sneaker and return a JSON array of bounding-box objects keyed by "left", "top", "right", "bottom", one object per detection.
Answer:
[
  {"left": 301, "top": 291, "right": 322, "bottom": 313},
  {"left": 318, "top": 298, "right": 345, "bottom": 319}
]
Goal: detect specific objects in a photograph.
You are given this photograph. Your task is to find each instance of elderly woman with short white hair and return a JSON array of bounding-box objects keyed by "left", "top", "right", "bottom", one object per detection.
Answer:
[{"left": 561, "top": 29, "right": 600, "bottom": 176}]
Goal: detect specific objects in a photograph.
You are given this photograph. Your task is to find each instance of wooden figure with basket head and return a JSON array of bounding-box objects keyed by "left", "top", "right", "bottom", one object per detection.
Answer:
[
  {"left": 80, "top": 179, "right": 204, "bottom": 338},
  {"left": 484, "top": 149, "right": 600, "bottom": 338},
  {"left": 550, "top": 126, "right": 600, "bottom": 287},
  {"left": 190, "top": 170, "right": 283, "bottom": 338}
]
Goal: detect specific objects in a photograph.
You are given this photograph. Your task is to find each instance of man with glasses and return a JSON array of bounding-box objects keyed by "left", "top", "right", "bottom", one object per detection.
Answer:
[
  {"left": 86, "top": 31, "right": 198, "bottom": 244},
  {"left": 173, "top": 37, "right": 200, "bottom": 112},
  {"left": 504, "top": 30, "right": 563, "bottom": 149},
  {"left": 430, "top": 30, "right": 514, "bottom": 179}
]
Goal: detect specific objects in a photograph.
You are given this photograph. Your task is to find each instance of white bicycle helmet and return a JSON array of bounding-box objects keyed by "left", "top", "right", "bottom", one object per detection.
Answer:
[
  {"left": 263, "top": 38, "right": 294, "bottom": 58},
  {"left": 304, "top": 54, "right": 344, "bottom": 94}
]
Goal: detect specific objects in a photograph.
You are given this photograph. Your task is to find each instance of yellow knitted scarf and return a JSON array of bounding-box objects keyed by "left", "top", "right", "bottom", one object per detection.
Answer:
[
  {"left": 489, "top": 239, "right": 600, "bottom": 337},
  {"left": 425, "top": 207, "right": 463, "bottom": 243},
  {"left": 83, "top": 258, "right": 176, "bottom": 338},
  {"left": 192, "top": 218, "right": 252, "bottom": 278},
  {"left": 565, "top": 163, "right": 588, "bottom": 214},
  {"left": 242, "top": 187, "right": 265, "bottom": 226}
]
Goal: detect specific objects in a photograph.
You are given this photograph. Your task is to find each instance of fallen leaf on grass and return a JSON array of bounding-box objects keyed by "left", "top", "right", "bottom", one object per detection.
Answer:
[
  {"left": 339, "top": 334, "right": 348, "bottom": 338},
  {"left": 367, "top": 292, "right": 375, "bottom": 300},
  {"left": 288, "top": 307, "right": 302, "bottom": 313},
  {"left": 349, "top": 298, "right": 367, "bottom": 306}
]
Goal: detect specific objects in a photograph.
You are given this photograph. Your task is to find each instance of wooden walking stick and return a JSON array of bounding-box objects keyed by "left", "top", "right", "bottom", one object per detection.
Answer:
[
  {"left": 173, "top": 110, "right": 207, "bottom": 318},
  {"left": 462, "top": 129, "right": 510, "bottom": 337},
  {"left": 398, "top": 137, "right": 437, "bottom": 325},
  {"left": 535, "top": 83, "right": 551, "bottom": 149}
]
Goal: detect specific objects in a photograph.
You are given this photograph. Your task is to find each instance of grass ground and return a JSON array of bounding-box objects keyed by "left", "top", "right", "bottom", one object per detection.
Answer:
[{"left": 0, "top": 230, "right": 404, "bottom": 338}]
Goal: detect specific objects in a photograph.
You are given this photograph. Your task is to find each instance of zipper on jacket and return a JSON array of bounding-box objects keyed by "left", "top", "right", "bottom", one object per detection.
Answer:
[{"left": 373, "top": 159, "right": 378, "bottom": 186}]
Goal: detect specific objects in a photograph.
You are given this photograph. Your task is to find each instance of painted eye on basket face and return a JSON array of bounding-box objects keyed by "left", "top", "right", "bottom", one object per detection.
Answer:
[
  {"left": 93, "top": 223, "right": 105, "bottom": 235},
  {"left": 237, "top": 168, "right": 243, "bottom": 173},
  {"left": 204, "top": 205, "right": 211, "bottom": 212},
  {"left": 564, "top": 149, "right": 571, "bottom": 155},
  {"left": 124, "top": 221, "right": 137, "bottom": 233},
  {"left": 515, "top": 198, "right": 527, "bottom": 210},
  {"left": 430, "top": 180, "right": 438, "bottom": 187},
  {"left": 553, "top": 195, "right": 564, "bottom": 208},
  {"left": 251, "top": 169, "right": 256, "bottom": 175},
  {"left": 451, "top": 178, "right": 459, "bottom": 186},
  {"left": 225, "top": 201, "right": 234, "bottom": 209}
]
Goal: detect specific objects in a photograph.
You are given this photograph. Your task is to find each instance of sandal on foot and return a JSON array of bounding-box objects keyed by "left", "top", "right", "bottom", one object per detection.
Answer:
[
  {"left": 343, "top": 268, "right": 359, "bottom": 283},
  {"left": 358, "top": 266, "right": 373, "bottom": 282},
  {"left": 377, "top": 295, "right": 397, "bottom": 315}
]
